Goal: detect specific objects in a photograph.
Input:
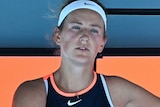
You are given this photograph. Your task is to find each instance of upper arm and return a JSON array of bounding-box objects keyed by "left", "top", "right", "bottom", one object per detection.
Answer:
[
  {"left": 12, "top": 78, "right": 46, "bottom": 107},
  {"left": 126, "top": 81, "right": 160, "bottom": 107},
  {"left": 105, "top": 76, "right": 160, "bottom": 107}
]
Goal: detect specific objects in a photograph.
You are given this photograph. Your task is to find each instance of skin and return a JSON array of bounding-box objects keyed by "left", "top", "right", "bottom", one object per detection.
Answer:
[{"left": 12, "top": 9, "right": 160, "bottom": 107}]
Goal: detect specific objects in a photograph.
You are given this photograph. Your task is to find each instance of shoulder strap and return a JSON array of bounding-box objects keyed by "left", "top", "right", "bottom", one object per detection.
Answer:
[
  {"left": 43, "top": 74, "right": 51, "bottom": 95},
  {"left": 100, "top": 74, "right": 114, "bottom": 107},
  {"left": 44, "top": 79, "right": 48, "bottom": 95}
]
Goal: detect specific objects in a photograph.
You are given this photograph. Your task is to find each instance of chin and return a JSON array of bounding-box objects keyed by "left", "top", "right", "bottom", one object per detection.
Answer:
[{"left": 74, "top": 55, "right": 92, "bottom": 63}]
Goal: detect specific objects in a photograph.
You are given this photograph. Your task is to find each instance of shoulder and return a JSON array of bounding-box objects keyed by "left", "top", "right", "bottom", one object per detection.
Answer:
[
  {"left": 104, "top": 76, "right": 136, "bottom": 91},
  {"left": 103, "top": 76, "right": 132, "bottom": 106},
  {"left": 103, "top": 75, "right": 160, "bottom": 107},
  {"left": 12, "top": 78, "right": 46, "bottom": 107}
]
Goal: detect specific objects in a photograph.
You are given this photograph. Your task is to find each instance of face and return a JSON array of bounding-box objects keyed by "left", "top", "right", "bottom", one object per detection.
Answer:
[{"left": 54, "top": 9, "right": 106, "bottom": 64}]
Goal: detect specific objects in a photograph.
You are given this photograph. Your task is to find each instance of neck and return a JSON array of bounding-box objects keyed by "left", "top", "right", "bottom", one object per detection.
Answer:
[
  {"left": 54, "top": 66, "right": 94, "bottom": 93},
  {"left": 53, "top": 56, "right": 95, "bottom": 93}
]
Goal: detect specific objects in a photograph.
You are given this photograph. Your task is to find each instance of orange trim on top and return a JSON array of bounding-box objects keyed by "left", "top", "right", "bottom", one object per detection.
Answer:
[
  {"left": 50, "top": 72, "right": 97, "bottom": 97},
  {"left": 43, "top": 74, "right": 52, "bottom": 80}
]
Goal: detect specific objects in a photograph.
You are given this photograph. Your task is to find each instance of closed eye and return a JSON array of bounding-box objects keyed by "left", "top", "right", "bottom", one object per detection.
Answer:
[
  {"left": 90, "top": 29, "right": 99, "bottom": 34},
  {"left": 71, "top": 26, "right": 81, "bottom": 31}
]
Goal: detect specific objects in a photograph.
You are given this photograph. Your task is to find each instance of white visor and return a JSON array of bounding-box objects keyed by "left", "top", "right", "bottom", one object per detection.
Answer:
[{"left": 58, "top": 0, "right": 107, "bottom": 30}]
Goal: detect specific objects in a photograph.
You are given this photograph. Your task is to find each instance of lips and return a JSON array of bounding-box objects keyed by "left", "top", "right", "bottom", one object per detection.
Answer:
[{"left": 76, "top": 46, "right": 89, "bottom": 51}]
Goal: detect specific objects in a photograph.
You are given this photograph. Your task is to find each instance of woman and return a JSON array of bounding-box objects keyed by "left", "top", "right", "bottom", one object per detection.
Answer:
[{"left": 12, "top": 0, "right": 160, "bottom": 107}]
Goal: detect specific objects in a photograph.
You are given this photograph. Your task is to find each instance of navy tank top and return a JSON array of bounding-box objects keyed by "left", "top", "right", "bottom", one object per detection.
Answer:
[{"left": 43, "top": 72, "right": 114, "bottom": 107}]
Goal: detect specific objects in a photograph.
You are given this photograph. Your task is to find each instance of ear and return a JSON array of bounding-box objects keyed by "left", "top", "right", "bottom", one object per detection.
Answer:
[
  {"left": 54, "top": 27, "right": 61, "bottom": 46},
  {"left": 98, "top": 38, "right": 107, "bottom": 53}
]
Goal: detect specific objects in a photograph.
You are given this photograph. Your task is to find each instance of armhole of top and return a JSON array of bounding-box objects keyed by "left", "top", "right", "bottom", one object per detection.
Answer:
[
  {"left": 100, "top": 74, "right": 114, "bottom": 107},
  {"left": 44, "top": 79, "right": 49, "bottom": 95}
]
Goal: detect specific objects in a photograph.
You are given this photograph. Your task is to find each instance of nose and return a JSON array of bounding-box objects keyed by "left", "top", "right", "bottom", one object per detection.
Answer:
[
  {"left": 80, "top": 35, "right": 89, "bottom": 45},
  {"left": 79, "top": 29, "right": 89, "bottom": 44}
]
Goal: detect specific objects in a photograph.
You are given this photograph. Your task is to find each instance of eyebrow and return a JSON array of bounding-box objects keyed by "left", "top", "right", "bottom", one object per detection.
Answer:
[
  {"left": 69, "top": 22, "right": 82, "bottom": 25},
  {"left": 69, "top": 22, "right": 102, "bottom": 29},
  {"left": 90, "top": 24, "right": 102, "bottom": 29}
]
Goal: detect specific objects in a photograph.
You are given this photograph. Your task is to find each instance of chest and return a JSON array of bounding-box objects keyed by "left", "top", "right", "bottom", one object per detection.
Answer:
[{"left": 46, "top": 75, "right": 111, "bottom": 107}]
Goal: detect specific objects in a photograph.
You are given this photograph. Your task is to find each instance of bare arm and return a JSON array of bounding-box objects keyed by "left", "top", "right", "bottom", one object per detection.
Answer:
[
  {"left": 106, "top": 76, "right": 160, "bottom": 107},
  {"left": 12, "top": 78, "right": 46, "bottom": 107}
]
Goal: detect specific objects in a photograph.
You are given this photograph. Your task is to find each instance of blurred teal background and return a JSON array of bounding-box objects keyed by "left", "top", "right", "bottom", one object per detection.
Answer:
[{"left": 0, "top": 0, "right": 160, "bottom": 48}]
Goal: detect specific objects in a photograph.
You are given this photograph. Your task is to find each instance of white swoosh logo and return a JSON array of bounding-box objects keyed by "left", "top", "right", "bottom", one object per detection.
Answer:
[{"left": 67, "top": 99, "right": 82, "bottom": 106}]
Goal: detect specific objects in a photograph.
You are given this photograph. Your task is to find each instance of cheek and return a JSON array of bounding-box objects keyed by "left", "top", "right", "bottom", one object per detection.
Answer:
[
  {"left": 94, "top": 37, "right": 105, "bottom": 52},
  {"left": 94, "top": 36, "right": 104, "bottom": 45},
  {"left": 60, "top": 33, "right": 76, "bottom": 49},
  {"left": 61, "top": 37, "right": 70, "bottom": 49}
]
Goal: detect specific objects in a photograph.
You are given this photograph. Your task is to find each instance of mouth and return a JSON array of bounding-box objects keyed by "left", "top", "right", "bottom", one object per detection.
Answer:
[{"left": 76, "top": 47, "right": 89, "bottom": 51}]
